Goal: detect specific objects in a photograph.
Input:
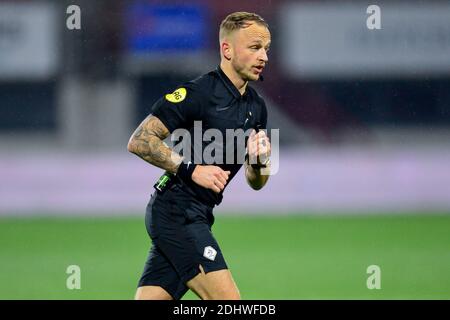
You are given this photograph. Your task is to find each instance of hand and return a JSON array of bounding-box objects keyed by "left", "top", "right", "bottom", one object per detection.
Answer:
[
  {"left": 192, "top": 165, "right": 231, "bottom": 193},
  {"left": 247, "top": 130, "right": 271, "bottom": 166}
]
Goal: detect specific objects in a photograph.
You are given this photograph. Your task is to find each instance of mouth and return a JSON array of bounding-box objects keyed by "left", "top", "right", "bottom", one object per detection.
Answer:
[{"left": 252, "top": 65, "right": 264, "bottom": 74}]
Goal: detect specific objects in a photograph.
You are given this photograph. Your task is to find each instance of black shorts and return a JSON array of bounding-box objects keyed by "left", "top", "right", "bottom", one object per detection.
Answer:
[{"left": 137, "top": 184, "right": 228, "bottom": 300}]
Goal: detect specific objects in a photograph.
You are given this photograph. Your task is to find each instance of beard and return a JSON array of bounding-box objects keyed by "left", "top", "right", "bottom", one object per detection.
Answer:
[{"left": 232, "top": 60, "right": 259, "bottom": 82}]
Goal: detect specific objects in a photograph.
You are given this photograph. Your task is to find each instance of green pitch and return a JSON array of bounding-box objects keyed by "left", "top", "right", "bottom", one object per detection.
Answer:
[{"left": 1, "top": 214, "right": 449, "bottom": 299}]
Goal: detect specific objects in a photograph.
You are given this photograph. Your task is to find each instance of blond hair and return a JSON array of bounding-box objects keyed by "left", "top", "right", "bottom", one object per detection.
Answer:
[{"left": 219, "top": 12, "right": 269, "bottom": 40}]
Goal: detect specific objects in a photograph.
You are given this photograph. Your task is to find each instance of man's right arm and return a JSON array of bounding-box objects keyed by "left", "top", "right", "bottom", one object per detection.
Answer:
[{"left": 127, "top": 115, "right": 183, "bottom": 174}]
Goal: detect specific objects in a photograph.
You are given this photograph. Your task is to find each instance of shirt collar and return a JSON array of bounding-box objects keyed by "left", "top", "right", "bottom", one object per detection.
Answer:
[{"left": 216, "top": 65, "right": 248, "bottom": 99}]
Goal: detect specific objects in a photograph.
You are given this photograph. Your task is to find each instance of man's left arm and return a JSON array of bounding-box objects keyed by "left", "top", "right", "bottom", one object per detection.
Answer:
[{"left": 245, "top": 130, "right": 271, "bottom": 190}]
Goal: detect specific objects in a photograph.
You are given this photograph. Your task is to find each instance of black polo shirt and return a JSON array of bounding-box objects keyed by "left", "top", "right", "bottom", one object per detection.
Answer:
[{"left": 150, "top": 66, "right": 268, "bottom": 207}]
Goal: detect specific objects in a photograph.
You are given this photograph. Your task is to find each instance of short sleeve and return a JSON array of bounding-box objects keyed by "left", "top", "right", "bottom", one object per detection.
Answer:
[{"left": 151, "top": 83, "right": 204, "bottom": 133}]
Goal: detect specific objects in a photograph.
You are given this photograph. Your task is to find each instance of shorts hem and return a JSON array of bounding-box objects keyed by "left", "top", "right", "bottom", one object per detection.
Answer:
[
  {"left": 180, "top": 263, "right": 229, "bottom": 285},
  {"left": 180, "top": 267, "right": 202, "bottom": 285}
]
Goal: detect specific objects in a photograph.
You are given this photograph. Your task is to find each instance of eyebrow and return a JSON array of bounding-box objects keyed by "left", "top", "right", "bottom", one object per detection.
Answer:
[{"left": 249, "top": 40, "right": 271, "bottom": 47}]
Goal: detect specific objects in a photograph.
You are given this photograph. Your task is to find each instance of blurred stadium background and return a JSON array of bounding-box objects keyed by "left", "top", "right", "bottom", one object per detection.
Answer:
[{"left": 1, "top": 0, "right": 450, "bottom": 299}]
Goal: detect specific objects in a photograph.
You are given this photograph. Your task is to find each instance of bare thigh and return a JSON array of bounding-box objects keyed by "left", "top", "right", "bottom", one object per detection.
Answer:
[
  {"left": 135, "top": 286, "right": 173, "bottom": 300},
  {"left": 186, "top": 265, "right": 241, "bottom": 300}
]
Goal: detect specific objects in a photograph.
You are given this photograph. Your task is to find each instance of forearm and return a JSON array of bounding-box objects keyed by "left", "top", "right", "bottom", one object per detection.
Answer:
[
  {"left": 128, "top": 135, "right": 182, "bottom": 174},
  {"left": 245, "top": 129, "right": 271, "bottom": 190},
  {"left": 245, "top": 162, "right": 270, "bottom": 190},
  {"left": 127, "top": 116, "right": 183, "bottom": 174}
]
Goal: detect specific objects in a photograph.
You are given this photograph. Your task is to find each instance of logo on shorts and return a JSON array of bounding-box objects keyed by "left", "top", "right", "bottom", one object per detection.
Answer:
[{"left": 203, "top": 246, "right": 217, "bottom": 261}]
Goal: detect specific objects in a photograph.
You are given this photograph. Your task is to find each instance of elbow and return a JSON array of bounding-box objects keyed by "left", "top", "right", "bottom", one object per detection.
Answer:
[
  {"left": 246, "top": 178, "right": 264, "bottom": 191},
  {"left": 251, "top": 185, "right": 263, "bottom": 191},
  {"left": 250, "top": 183, "right": 264, "bottom": 191},
  {"left": 127, "top": 138, "right": 136, "bottom": 154},
  {"left": 247, "top": 175, "right": 269, "bottom": 191}
]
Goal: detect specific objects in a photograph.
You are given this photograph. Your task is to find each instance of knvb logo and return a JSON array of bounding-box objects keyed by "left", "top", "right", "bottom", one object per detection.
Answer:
[{"left": 203, "top": 246, "right": 217, "bottom": 261}]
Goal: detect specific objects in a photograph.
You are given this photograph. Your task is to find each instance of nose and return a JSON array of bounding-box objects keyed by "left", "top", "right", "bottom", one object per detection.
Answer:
[{"left": 259, "top": 48, "right": 268, "bottom": 63}]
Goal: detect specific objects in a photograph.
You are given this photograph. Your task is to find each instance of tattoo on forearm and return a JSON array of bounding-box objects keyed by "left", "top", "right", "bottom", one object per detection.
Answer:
[{"left": 128, "top": 116, "right": 182, "bottom": 173}]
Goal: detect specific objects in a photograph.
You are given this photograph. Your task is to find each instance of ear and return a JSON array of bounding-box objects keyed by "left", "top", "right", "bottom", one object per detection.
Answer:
[{"left": 221, "top": 41, "right": 232, "bottom": 61}]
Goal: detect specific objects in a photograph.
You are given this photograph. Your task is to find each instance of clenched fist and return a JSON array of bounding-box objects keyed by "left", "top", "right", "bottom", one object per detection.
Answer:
[
  {"left": 247, "top": 130, "right": 271, "bottom": 167},
  {"left": 192, "top": 165, "right": 231, "bottom": 193}
]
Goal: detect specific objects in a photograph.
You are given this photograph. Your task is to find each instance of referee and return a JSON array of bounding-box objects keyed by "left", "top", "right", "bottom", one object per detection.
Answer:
[{"left": 128, "top": 12, "right": 272, "bottom": 300}]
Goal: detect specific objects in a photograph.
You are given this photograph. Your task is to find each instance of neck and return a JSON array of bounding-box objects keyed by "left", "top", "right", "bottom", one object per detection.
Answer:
[{"left": 220, "top": 61, "right": 248, "bottom": 95}]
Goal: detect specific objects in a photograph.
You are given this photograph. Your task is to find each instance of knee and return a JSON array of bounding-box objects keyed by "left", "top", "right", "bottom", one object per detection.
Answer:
[
  {"left": 208, "top": 288, "right": 241, "bottom": 300},
  {"left": 224, "top": 290, "right": 241, "bottom": 300},
  {"left": 135, "top": 286, "right": 173, "bottom": 300},
  {"left": 187, "top": 267, "right": 241, "bottom": 300}
]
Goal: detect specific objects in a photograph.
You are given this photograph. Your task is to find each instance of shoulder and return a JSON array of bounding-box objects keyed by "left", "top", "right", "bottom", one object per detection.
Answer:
[
  {"left": 162, "top": 74, "right": 210, "bottom": 106},
  {"left": 155, "top": 71, "right": 217, "bottom": 114},
  {"left": 177, "top": 71, "right": 217, "bottom": 101},
  {"left": 152, "top": 74, "right": 213, "bottom": 110}
]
